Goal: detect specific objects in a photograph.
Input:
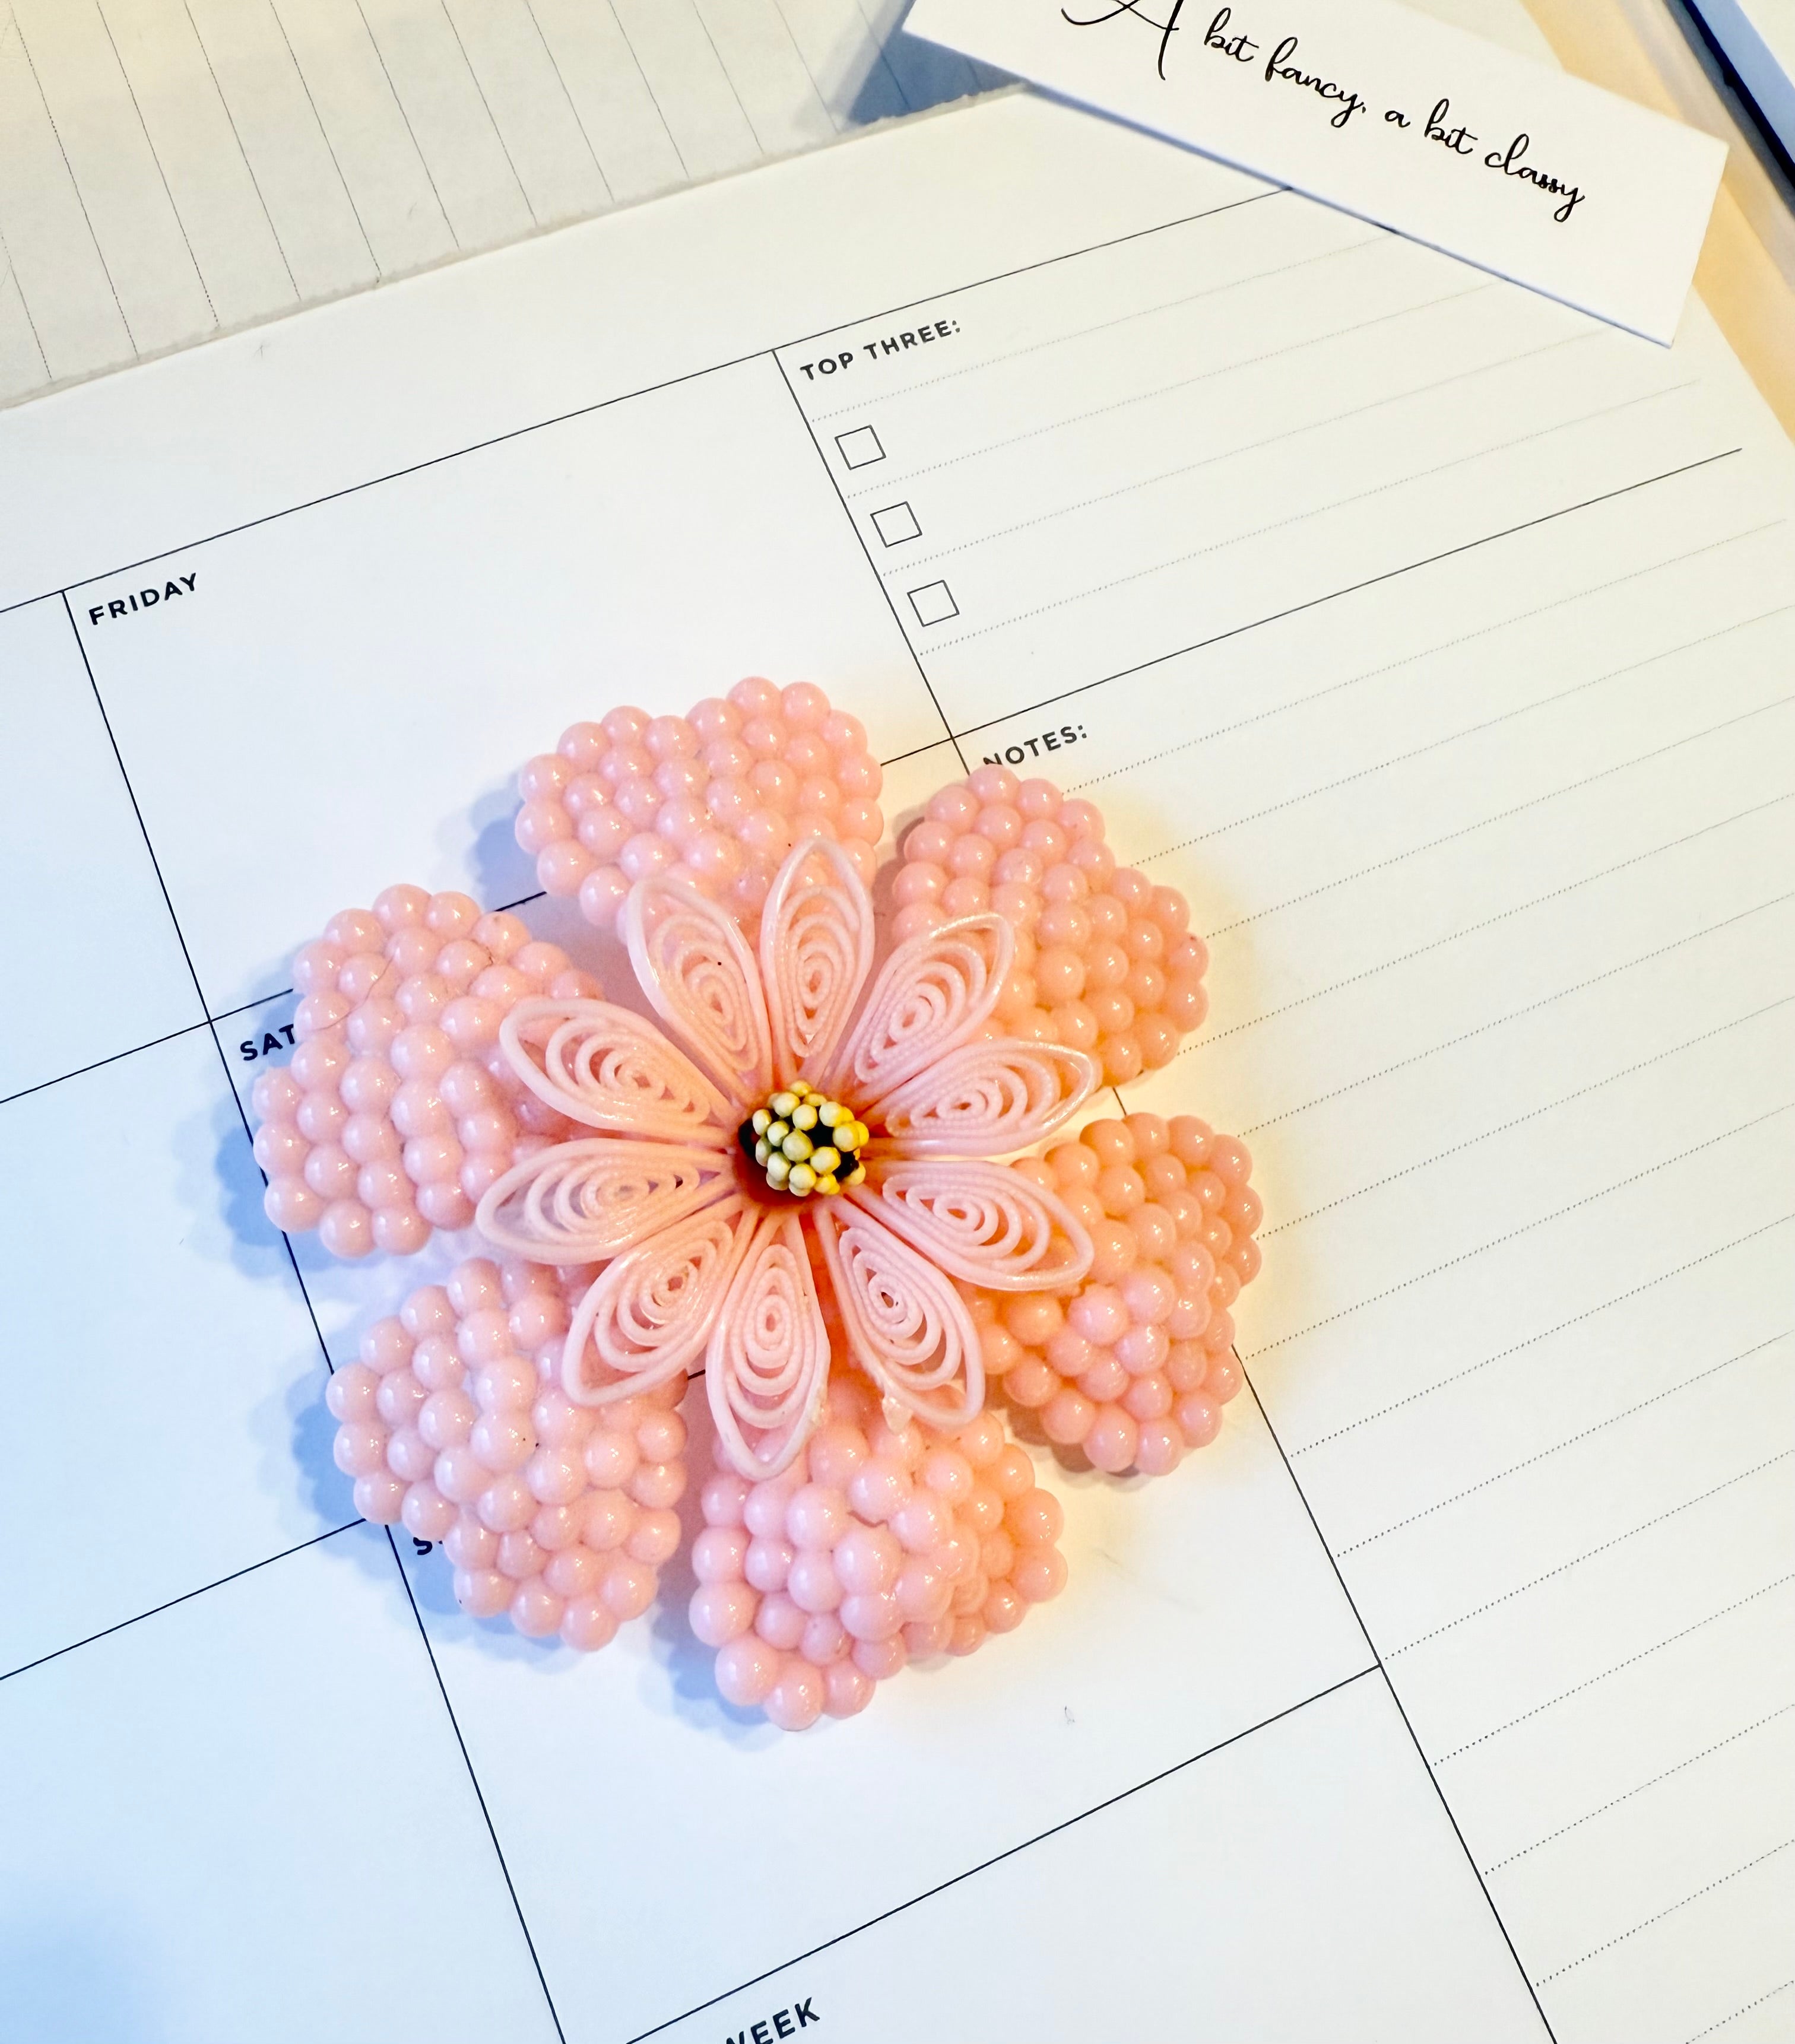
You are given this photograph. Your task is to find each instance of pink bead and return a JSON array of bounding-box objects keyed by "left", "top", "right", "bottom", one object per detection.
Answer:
[
  {"left": 834, "top": 1524, "right": 900, "bottom": 1595},
  {"left": 841, "top": 1589, "right": 903, "bottom": 1642},
  {"left": 1133, "top": 1423, "right": 1184, "bottom": 1477},
  {"left": 854, "top": 1634, "right": 909, "bottom": 1681},
  {"left": 600, "top": 1555, "right": 656, "bottom": 1620},
  {"left": 629, "top": 1509, "right": 681, "bottom": 1566},
  {"left": 264, "top": 1177, "right": 323, "bottom": 1232},
  {"left": 454, "top": 1569, "right": 511, "bottom": 1619},
  {"left": 1084, "top": 1407, "right": 1140, "bottom": 1472},
  {"left": 846, "top": 1459, "right": 908, "bottom": 1525},
  {"left": 583, "top": 1491, "right": 634, "bottom": 1551},
  {"left": 1041, "top": 1389, "right": 1096, "bottom": 1446},
  {"left": 763, "top": 1660, "right": 824, "bottom": 1732},
  {"left": 1175, "top": 1392, "right": 1223, "bottom": 1447},
  {"left": 560, "top": 1597, "right": 619, "bottom": 1653},
  {"left": 826, "top": 1659, "right": 883, "bottom": 1709},
  {"left": 444, "top": 1515, "right": 497, "bottom": 1569},
  {"left": 477, "top": 1473, "right": 536, "bottom": 1533},
  {"left": 745, "top": 1536, "right": 794, "bottom": 1594},
  {"left": 1068, "top": 1284, "right": 1129, "bottom": 1346},
  {"left": 584, "top": 1430, "right": 637, "bottom": 1488},
  {"left": 895, "top": 1557, "right": 952, "bottom": 1623},
  {"left": 805, "top": 1424, "right": 867, "bottom": 1490},
  {"left": 755, "top": 1592, "right": 808, "bottom": 1651},
  {"left": 785, "top": 1484, "right": 848, "bottom": 1551},
  {"left": 715, "top": 1632, "right": 781, "bottom": 1707},
  {"left": 628, "top": 1459, "right": 686, "bottom": 1510},
  {"left": 495, "top": 1529, "right": 546, "bottom": 1582},
  {"left": 701, "top": 1471, "right": 751, "bottom": 1526},
  {"left": 690, "top": 1582, "right": 756, "bottom": 1647},
  {"left": 1014, "top": 1547, "right": 1069, "bottom": 1602},
  {"left": 319, "top": 1199, "right": 374, "bottom": 1259},
  {"left": 787, "top": 1548, "right": 844, "bottom": 1614}
]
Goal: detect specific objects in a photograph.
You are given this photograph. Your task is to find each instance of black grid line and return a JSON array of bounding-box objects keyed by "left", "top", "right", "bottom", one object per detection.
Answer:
[
  {"left": 772, "top": 351, "right": 965, "bottom": 770},
  {"left": 53, "top": 591, "right": 567, "bottom": 2043},
  {"left": 884, "top": 326, "right": 1600, "bottom": 576},
  {"left": 621, "top": 1664, "right": 1387, "bottom": 2044},
  {"left": 808, "top": 197, "right": 1355, "bottom": 424},
  {"left": 0, "top": 1521, "right": 361, "bottom": 1687},
  {"left": 1069, "top": 519, "right": 1785, "bottom": 798},
  {"left": 925, "top": 448, "right": 1746, "bottom": 746},
  {"left": 1198, "top": 802, "right": 1795, "bottom": 1058},
  {"left": 840, "top": 276, "right": 1489, "bottom": 500},
  {"left": 386, "top": 1528, "right": 567, "bottom": 2041},
  {"left": 7, "top": 185, "right": 1786, "bottom": 2044},
  {"left": 927, "top": 382, "right": 1702, "bottom": 650},
  {"left": 1193, "top": 1366, "right": 1558, "bottom": 2040}
]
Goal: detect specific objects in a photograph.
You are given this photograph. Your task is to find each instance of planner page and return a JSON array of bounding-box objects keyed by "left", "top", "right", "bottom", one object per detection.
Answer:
[{"left": 2, "top": 59, "right": 1791, "bottom": 2044}]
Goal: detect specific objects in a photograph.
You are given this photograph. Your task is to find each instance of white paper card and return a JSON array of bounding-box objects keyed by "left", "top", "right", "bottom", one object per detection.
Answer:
[{"left": 906, "top": 0, "right": 1726, "bottom": 342}]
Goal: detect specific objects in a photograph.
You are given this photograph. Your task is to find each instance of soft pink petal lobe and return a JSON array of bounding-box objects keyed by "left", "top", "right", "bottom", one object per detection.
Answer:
[
  {"left": 563, "top": 1195, "right": 756, "bottom": 1404},
  {"left": 760, "top": 838, "right": 875, "bottom": 1088},
  {"left": 501, "top": 998, "right": 731, "bottom": 1142},
  {"left": 706, "top": 1210, "right": 831, "bottom": 1478},
  {"left": 875, "top": 1039, "right": 1098, "bottom": 1154},
  {"left": 826, "top": 915, "right": 1013, "bottom": 1102},
  {"left": 855, "top": 1161, "right": 1092, "bottom": 1291},
  {"left": 621, "top": 875, "right": 772, "bottom": 1104},
  {"left": 476, "top": 1141, "right": 734, "bottom": 1262},
  {"left": 811, "top": 1201, "right": 984, "bottom": 1432}
]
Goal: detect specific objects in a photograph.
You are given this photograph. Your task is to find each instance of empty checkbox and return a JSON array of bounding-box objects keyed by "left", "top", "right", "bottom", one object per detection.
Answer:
[
  {"left": 836, "top": 425, "right": 886, "bottom": 469},
  {"left": 908, "top": 580, "right": 958, "bottom": 627},
  {"left": 872, "top": 502, "right": 921, "bottom": 546}
]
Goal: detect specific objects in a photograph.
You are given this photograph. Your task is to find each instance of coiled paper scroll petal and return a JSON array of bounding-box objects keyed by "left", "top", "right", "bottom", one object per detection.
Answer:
[
  {"left": 500, "top": 997, "right": 731, "bottom": 1142},
  {"left": 760, "top": 837, "right": 875, "bottom": 1088},
  {"left": 826, "top": 914, "right": 1014, "bottom": 1102},
  {"left": 622, "top": 875, "right": 772, "bottom": 1103},
  {"left": 706, "top": 1209, "right": 831, "bottom": 1477},
  {"left": 810, "top": 1201, "right": 983, "bottom": 1432},
  {"left": 563, "top": 1194, "right": 755, "bottom": 1405},
  {"left": 475, "top": 1140, "right": 734, "bottom": 1263},
  {"left": 854, "top": 1160, "right": 1092, "bottom": 1292},
  {"left": 873, "top": 1039, "right": 1098, "bottom": 1156}
]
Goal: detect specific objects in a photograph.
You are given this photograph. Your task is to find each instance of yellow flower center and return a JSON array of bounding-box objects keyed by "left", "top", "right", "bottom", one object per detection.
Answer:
[{"left": 739, "top": 1080, "right": 869, "bottom": 1199}]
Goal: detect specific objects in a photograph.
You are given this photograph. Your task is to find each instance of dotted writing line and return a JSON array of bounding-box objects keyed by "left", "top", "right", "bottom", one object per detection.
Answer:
[
  {"left": 1485, "top": 1703, "right": 1795, "bottom": 1872},
  {"left": 1434, "top": 1574, "right": 1795, "bottom": 1763},
  {"left": 1535, "top": 1840, "right": 1793, "bottom": 1983},
  {"left": 1387, "top": 1451, "right": 1793, "bottom": 1658},
  {"left": 1287, "top": 1214, "right": 1795, "bottom": 1454},
  {"left": 1337, "top": 1332, "right": 1791, "bottom": 1555},
  {"left": 1247, "top": 1106, "right": 1792, "bottom": 1363},
  {"left": 927, "top": 385, "right": 1696, "bottom": 649},
  {"left": 1230, "top": 891, "right": 1795, "bottom": 1121},
  {"left": 1069, "top": 520, "right": 1781, "bottom": 795},
  {"left": 1263, "top": 998, "right": 1794, "bottom": 1240}
]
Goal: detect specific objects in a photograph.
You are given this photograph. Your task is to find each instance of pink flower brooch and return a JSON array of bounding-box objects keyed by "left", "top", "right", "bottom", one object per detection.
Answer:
[{"left": 253, "top": 680, "right": 1261, "bottom": 1729}]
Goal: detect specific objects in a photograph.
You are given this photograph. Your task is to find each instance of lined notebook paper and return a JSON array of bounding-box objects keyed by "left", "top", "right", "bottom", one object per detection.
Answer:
[
  {"left": 1, "top": 43, "right": 1790, "bottom": 2044},
  {"left": 0, "top": 0, "right": 996, "bottom": 408}
]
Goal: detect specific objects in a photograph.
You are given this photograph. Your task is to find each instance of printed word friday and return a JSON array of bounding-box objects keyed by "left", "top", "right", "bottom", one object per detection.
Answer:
[{"left": 1060, "top": 1, "right": 1588, "bottom": 217}]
